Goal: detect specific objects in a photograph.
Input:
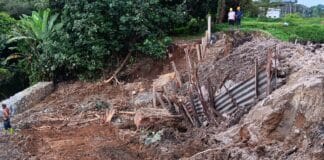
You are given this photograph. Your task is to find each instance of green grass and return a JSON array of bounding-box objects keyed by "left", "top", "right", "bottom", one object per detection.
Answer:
[{"left": 213, "top": 16, "right": 324, "bottom": 43}]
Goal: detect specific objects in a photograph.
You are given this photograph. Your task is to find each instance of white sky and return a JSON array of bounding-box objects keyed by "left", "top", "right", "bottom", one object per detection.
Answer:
[{"left": 298, "top": 0, "right": 324, "bottom": 7}]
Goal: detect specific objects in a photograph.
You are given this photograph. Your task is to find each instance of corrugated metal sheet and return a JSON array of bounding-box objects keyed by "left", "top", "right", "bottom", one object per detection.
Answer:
[{"left": 214, "top": 70, "right": 276, "bottom": 114}]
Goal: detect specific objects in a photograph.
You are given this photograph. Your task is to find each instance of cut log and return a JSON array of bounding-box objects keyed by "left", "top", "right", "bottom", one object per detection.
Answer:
[{"left": 134, "top": 108, "right": 182, "bottom": 129}]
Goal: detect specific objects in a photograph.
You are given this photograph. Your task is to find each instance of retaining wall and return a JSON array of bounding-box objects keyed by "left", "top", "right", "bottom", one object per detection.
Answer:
[{"left": 0, "top": 82, "right": 54, "bottom": 117}]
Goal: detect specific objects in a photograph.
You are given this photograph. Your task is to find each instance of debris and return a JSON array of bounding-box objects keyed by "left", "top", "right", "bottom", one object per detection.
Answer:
[
  {"left": 104, "top": 52, "right": 132, "bottom": 84},
  {"left": 153, "top": 72, "right": 176, "bottom": 91},
  {"left": 141, "top": 130, "right": 164, "bottom": 145},
  {"left": 103, "top": 109, "right": 116, "bottom": 123},
  {"left": 4, "top": 31, "right": 324, "bottom": 160},
  {"left": 134, "top": 108, "right": 182, "bottom": 129},
  {"left": 133, "top": 92, "right": 154, "bottom": 107}
]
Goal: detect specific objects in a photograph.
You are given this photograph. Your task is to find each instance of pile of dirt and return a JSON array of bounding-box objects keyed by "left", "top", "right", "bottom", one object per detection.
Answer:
[
  {"left": 1, "top": 31, "right": 323, "bottom": 160},
  {"left": 185, "top": 34, "right": 324, "bottom": 159}
]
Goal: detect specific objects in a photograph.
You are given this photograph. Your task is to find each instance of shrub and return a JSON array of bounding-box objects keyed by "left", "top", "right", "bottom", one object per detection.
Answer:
[{"left": 41, "top": 0, "right": 185, "bottom": 81}]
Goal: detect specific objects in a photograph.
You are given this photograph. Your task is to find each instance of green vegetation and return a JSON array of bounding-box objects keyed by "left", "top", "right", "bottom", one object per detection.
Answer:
[
  {"left": 0, "top": 0, "right": 323, "bottom": 100},
  {"left": 7, "top": 9, "right": 62, "bottom": 82},
  {"left": 213, "top": 15, "right": 324, "bottom": 43}
]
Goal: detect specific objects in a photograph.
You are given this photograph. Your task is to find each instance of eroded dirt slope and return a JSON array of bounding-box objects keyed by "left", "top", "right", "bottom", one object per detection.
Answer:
[{"left": 1, "top": 31, "right": 323, "bottom": 160}]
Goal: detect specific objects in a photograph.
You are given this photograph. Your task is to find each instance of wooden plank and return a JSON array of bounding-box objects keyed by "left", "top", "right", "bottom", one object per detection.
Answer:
[
  {"left": 196, "top": 44, "right": 201, "bottom": 61},
  {"left": 255, "top": 57, "right": 259, "bottom": 103},
  {"left": 171, "top": 61, "right": 182, "bottom": 87},
  {"left": 201, "top": 44, "right": 206, "bottom": 59},
  {"left": 195, "top": 68, "right": 211, "bottom": 122},
  {"left": 181, "top": 104, "right": 195, "bottom": 126},
  {"left": 153, "top": 85, "right": 156, "bottom": 107},
  {"left": 207, "top": 15, "right": 211, "bottom": 41},
  {"left": 155, "top": 92, "right": 167, "bottom": 110},
  {"left": 207, "top": 78, "right": 224, "bottom": 121},
  {"left": 185, "top": 48, "right": 193, "bottom": 87},
  {"left": 266, "top": 49, "right": 273, "bottom": 96}
]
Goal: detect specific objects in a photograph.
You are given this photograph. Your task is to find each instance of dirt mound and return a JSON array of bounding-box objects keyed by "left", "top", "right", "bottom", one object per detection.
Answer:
[
  {"left": 186, "top": 34, "right": 324, "bottom": 160},
  {"left": 1, "top": 31, "right": 323, "bottom": 160}
]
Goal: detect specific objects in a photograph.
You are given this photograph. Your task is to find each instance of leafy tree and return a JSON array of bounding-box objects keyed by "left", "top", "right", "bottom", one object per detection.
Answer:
[
  {"left": 41, "top": 0, "right": 185, "bottom": 81},
  {"left": 0, "top": 12, "right": 16, "bottom": 58},
  {"left": 0, "top": 0, "right": 51, "bottom": 17}
]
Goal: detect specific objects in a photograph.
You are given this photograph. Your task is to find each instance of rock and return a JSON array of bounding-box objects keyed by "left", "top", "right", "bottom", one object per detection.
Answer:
[{"left": 133, "top": 92, "right": 154, "bottom": 107}]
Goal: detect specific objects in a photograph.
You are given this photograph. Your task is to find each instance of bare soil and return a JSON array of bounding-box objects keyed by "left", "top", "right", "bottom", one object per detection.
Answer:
[{"left": 1, "top": 31, "right": 323, "bottom": 160}]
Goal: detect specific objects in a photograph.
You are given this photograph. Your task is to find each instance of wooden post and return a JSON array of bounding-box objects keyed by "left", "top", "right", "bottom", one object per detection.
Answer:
[
  {"left": 205, "top": 31, "right": 209, "bottom": 44},
  {"left": 207, "top": 15, "right": 211, "bottom": 41},
  {"left": 181, "top": 104, "right": 195, "bottom": 126},
  {"left": 275, "top": 45, "right": 279, "bottom": 89},
  {"left": 266, "top": 49, "right": 273, "bottom": 96},
  {"left": 171, "top": 61, "right": 182, "bottom": 87},
  {"left": 185, "top": 48, "right": 193, "bottom": 84},
  {"left": 155, "top": 92, "right": 167, "bottom": 110},
  {"left": 207, "top": 78, "right": 224, "bottom": 122},
  {"left": 254, "top": 57, "right": 259, "bottom": 104},
  {"left": 200, "top": 44, "right": 206, "bottom": 59},
  {"left": 224, "top": 83, "right": 237, "bottom": 109},
  {"left": 153, "top": 85, "right": 156, "bottom": 108},
  {"left": 196, "top": 44, "right": 201, "bottom": 61},
  {"left": 195, "top": 68, "right": 211, "bottom": 122}
]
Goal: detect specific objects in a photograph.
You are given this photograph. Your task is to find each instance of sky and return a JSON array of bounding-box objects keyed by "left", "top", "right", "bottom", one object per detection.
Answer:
[{"left": 298, "top": 0, "right": 324, "bottom": 7}]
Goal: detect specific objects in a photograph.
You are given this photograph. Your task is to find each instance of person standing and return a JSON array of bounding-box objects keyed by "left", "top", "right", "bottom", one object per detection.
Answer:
[
  {"left": 2, "top": 104, "right": 13, "bottom": 135},
  {"left": 236, "top": 6, "right": 243, "bottom": 30},
  {"left": 228, "top": 8, "right": 235, "bottom": 30}
]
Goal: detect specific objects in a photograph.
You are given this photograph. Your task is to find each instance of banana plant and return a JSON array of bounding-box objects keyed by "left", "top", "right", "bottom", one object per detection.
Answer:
[
  {"left": 9, "top": 8, "right": 62, "bottom": 42},
  {"left": 7, "top": 8, "right": 62, "bottom": 58}
]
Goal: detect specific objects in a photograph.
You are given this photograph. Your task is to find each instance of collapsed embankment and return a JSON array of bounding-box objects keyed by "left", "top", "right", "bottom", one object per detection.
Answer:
[{"left": 0, "top": 31, "right": 323, "bottom": 160}]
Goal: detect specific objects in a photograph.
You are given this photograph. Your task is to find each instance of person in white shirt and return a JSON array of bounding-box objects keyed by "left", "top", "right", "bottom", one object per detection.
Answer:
[{"left": 228, "top": 8, "right": 235, "bottom": 30}]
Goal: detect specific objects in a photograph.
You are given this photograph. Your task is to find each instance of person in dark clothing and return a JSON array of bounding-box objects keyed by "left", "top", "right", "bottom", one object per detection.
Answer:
[
  {"left": 2, "top": 104, "right": 13, "bottom": 135},
  {"left": 235, "top": 6, "right": 243, "bottom": 29}
]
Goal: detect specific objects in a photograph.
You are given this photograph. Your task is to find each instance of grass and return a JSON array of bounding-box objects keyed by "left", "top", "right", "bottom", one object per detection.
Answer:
[{"left": 213, "top": 16, "right": 324, "bottom": 43}]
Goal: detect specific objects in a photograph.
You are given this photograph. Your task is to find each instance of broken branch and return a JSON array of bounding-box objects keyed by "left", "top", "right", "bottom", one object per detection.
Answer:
[{"left": 104, "top": 52, "right": 132, "bottom": 84}]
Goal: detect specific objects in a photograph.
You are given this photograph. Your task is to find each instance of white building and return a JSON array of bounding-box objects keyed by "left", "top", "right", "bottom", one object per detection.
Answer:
[{"left": 266, "top": 8, "right": 281, "bottom": 18}]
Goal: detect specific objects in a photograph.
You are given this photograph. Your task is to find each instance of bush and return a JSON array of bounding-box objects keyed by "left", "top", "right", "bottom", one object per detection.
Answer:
[
  {"left": 0, "top": 12, "right": 16, "bottom": 34},
  {"left": 0, "top": 68, "right": 29, "bottom": 101},
  {"left": 0, "top": 12, "right": 16, "bottom": 61},
  {"left": 294, "top": 25, "right": 324, "bottom": 43},
  {"left": 172, "top": 18, "right": 205, "bottom": 35},
  {"left": 41, "top": 0, "right": 185, "bottom": 81}
]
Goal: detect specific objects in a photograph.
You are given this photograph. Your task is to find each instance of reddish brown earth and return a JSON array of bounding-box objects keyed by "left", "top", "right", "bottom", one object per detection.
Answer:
[{"left": 1, "top": 32, "right": 323, "bottom": 160}]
